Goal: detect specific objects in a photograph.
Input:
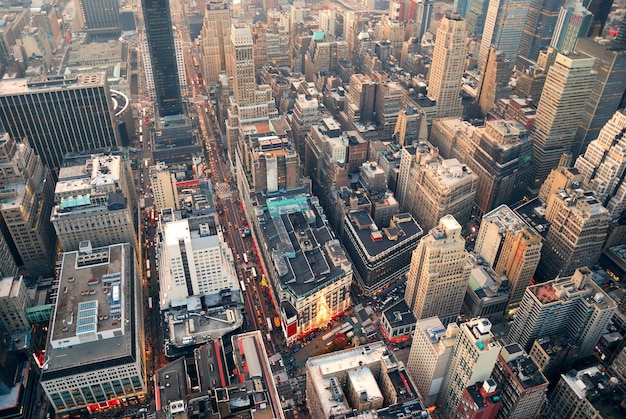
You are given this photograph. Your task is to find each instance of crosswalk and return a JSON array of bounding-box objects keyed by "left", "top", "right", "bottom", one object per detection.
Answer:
[{"left": 214, "top": 183, "right": 234, "bottom": 198}]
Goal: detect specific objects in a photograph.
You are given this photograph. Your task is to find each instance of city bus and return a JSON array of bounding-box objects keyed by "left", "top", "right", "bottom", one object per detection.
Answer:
[
  {"left": 148, "top": 297, "right": 153, "bottom": 311},
  {"left": 266, "top": 317, "right": 273, "bottom": 332},
  {"left": 250, "top": 267, "right": 257, "bottom": 280},
  {"left": 243, "top": 252, "right": 248, "bottom": 264},
  {"left": 240, "top": 280, "right": 246, "bottom": 294}
]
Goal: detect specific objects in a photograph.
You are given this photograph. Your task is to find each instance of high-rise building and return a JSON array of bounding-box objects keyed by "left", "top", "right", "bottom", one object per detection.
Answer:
[
  {"left": 415, "top": 0, "right": 434, "bottom": 40},
  {"left": 0, "top": 135, "right": 56, "bottom": 277},
  {"left": 475, "top": 205, "right": 542, "bottom": 306},
  {"left": 437, "top": 318, "right": 502, "bottom": 418},
  {"left": 477, "top": 48, "right": 511, "bottom": 115},
  {"left": 0, "top": 275, "right": 30, "bottom": 333},
  {"left": 50, "top": 154, "right": 136, "bottom": 252},
  {"left": 149, "top": 163, "right": 179, "bottom": 212},
  {"left": 465, "top": 0, "right": 490, "bottom": 36},
  {"left": 428, "top": 14, "right": 467, "bottom": 119},
  {"left": 529, "top": 52, "right": 596, "bottom": 193},
  {"left": 393, "top": 106, "right": 425, "bottom": 146},
  {"left": 199, "top": 0, "right": 232, "bottom": 88},
  {"left": 318, "top": 8, "right": 336, "bottom": 37},
  {"left": 543, "top": 365, "right": 626, "bottom": 418},
  {"left": 305, "top": 341, "right": 428, "bottom": 417},
  {"left": 142, "top": 0, "right": 183, "bottom": 117},
  {"left": 40, "top": 243, "right": 147, "bottom": 414},
  {"left": 478, "top": 0, "right": 530, "bottom": 71},
  {"left": 0, "top": 74, "right": 121, "bottom": 170},
  {"left": 551, "top": 1, "right": 593, "bottom": 54},
  {"left": 508, "top": 267, "right": 617, "bottom": 356},
  {"left": 585, "top": 0, "right": 615, "bottom": 37},
  {"left": 574, "top": 109, "right": 626, "bottom": 218},
  {"left": 404, "top": 215, "right": 470, "bottom": 325},
  {"left": 399, "top": 144, "right": 477, "bottom": 232},
  {"left": 537, "top": 186, "right": 609, "bottom": 281},
  {"left": 290, "top": 94, "right": 320, "bottom": 162},
  {"left": 78, "top": 0, "right": 121, "bottom": 37},
  {"left": 491, "top": 343, "right": 548, "bottom": 419},
  {"left": 464, "top": 120, "right": 532, "bottom": 216},
  {"left": 407, "top": 318, "right": 459, "bottom": 406},
  {"left": 157, "top": 216, "right": 238, "bottom": 309},
  {"left": 343, "top": 211, "right": 423, "bottom": 296},
  {"left": 304, "top": 30, "right": 349, "bottom": 82},
  {"left": 516, "top": 0, "right": 562, "bottom": 69},
  {"left": 572, "top": 36, "right": 626, "bottom": 157}
]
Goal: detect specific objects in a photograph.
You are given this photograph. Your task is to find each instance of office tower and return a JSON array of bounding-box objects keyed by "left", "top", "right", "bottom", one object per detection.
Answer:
[
  {"left": 479, "top": 0, "right": 530, "bottom": 71},
  {"left": 477, "top": 48, "right": 511, "bottom": 115},
  {"left": 491, "top": 344, "right": 548, "bottom": 419},
  {"left": 290, "top": 94, "right": 319, "bottom": 161},
  {"left": 407, "top": 318, "right": 459, "bottom": 406},
  {"left": 241, "top": 133, "right": 301, "bottom": 193},
  {"left": 142, "top": 0, "right": 183, "bottom": 117},
  {"left": 404, "top": 215, "right": 470, "bottom": 325},
  {"left": 157, "top": 217, "right": 238, "bottom": 309},
  {"left": 509, "top": 267, "right": 616, "bottom": 356},
  {"left": 199, "top": 0, "right": 232, "bottom": 87},
  {"left": 375, "top": 79, "right": 404, "bottom": 140},
  {"left": 528, "top": 53, "right": 596, "bottom": 193},
  {"left": 437, "top": 318, "right": 502, "bottom": 418},
  {"left": 394, "top": 106, "right": 425, "bottom": 146},
  {"left": 574, "top": 109, "right": 626, "bottom": 218},
  {"left": 455, "top": 380, "right": 501, "bottom": 418},
  {"left": 551, "top": 1, "right": 593, "bottom": 54},
  {"left": 343, "top": 211, "right": 422, "bottom": 296},
  {"left": 0, "top": 74, "right": 120, "bottom": 170},
  {"left": 319, "top": 8, "right": 336, "bottom": 36},
  {"left": 78, "top": 0, "right": 121, "bottom": 37},
  {"left": 585, "top": 0, "right": 614, "bottom": 36},
  {"left": 306, "top": 341, "right": 428, "bottom": 417},
  {"left": 379, "top": 15, "right": 405, "bottom": 57},
  {"left": 466, "top": 120, "right": 532, "bottom": 216},
  {"left": 474, "top": 205, "right": 542, "bottom": 306},
  {"left": 465, "top": 0, "right": 490, "bottom": 36},
  {"left": 345, "top": 74, "right": 378, "bottom": 125},
  {"left": 304, "top": 31, "right": 349, "bottom": 82},
  {"left": 149, "top": 164, "right": 179, "bottom": 212},
  {"left": 399, "top": 144, "right": 477, "bottom": 232},
  {"left": 51, "top": 154, "right": 136, "bottom": 252},
  {"left": 390, "top": 0, "right": 417, "bottom": 22},
  {"left": 543, "top": 366, "right": 625, "bottom": 418},
  {"left": 0, "top": 9, "right": 29, "bottom": 65},
  {"left": 573, "top": 35, "right": 626, "bottom": 157},
  {"left": 231, "top": 25, "right": 255, "bottom": 106},
  {"left": 528, "top": 336, "right": 579, "bottom": 389},
  {"left": 0, "top": 135, "right": 56, "bottom": 277},
  {"left": 415, "top": 0, "right": 434, "bottom": 40},
  {"left": 428, "top": 14, "right": 467, "bottom": 119},
  {"left": 516, "top": 0, "right": 562, "bottom": 69},
  {"left": 40, "top": 243, "right": 146, "bottom": 414},
  {"left": 453, "top": 0, "right": 471, "bottom": 16},
  {"left": 537, "top": 186, "right": 609, "bottom": 281},
  {"left": 0, "top": 275, "right": 30, "bottom": 333}
]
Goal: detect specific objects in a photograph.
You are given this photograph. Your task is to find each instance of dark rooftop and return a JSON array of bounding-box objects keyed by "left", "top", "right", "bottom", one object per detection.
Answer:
[{"left": 382, "top": 299, "right": 416, "bottom": 329}]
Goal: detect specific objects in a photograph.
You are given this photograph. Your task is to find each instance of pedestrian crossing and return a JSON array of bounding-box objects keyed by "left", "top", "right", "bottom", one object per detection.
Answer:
[{"left": 214, "top": 183, "right": 234, "bottom": 197}]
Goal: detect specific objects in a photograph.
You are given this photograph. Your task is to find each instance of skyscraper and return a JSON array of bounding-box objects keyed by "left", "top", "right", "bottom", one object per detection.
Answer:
[
  {"left": 230, "top": 25, "right": 256, "bottom": 107},
  {"left": 428, "top": 13, "right": 467, "bottom": 119},
  {"left": 572, "top": 34, "right": 626, "bottom": 157},
  {"left": 508, "top": 267, "right": 617, "bottom": 357},
  {"left": 551, "top": 0, "right": 593, "bottom": 54},
  {"left": 0, "top": 74, "right": 121, "bottom": 170},
  {"left": 475, "top": 205, "right": 543, "bottom": 306},
  {"left": 574, "top": 109, "right": 626, "bottom": 218},
  {"left": 78, "top": 0, "right": 121, "bottom": 37},
  {"left": 584, "top": 0, "right": 614, "bottom": 36},
  {"left": 199, "top": 0, "right": 232, "bottom": 87},
  {"left": 529, "top": 52, "right": 596, "bottom": 193},
  {"left": 404, "top": 215, "right": 470, "bottom": 325},
  {"left": 537, "top": 185, "right": 609, "bottom": 281},
  {"left": 477, "top": 47, "right": 511, "bottom": 115},
  {"left": 479, "top": 0, "right": 530, "bottom": 71},
  {"left": 465, "top": 0, "right": 490, "bottom": 36},
  {"left": 0, "top": 134, "right": 56, "bottom": 277},
  {"left": 142, "top": 0, "right": 183, "bottom": 116},
  {"left": 437, "top": 318, "right": 502, "bottom": 418},
  {"left": 415, "top": 0, "right": 434, "bottom": 40},
  {"left": 516, "top": 0, "right": 562, "bottom": 69}
]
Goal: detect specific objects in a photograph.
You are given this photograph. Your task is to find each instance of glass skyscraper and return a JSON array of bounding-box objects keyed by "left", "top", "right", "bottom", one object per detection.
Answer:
[{"left": 142, "top": 0, "right": 183, "bottom": 117}]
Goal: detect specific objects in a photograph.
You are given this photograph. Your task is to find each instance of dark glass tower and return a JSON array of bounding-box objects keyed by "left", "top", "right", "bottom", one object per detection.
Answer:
[
  {"left": 585, "top": 0, "right": 614, "bottom": 36},
  {"left": 142, "top": 0, "right": 183, "bottom": 117},
  {"left": 79, "top": 0, "right": 121, "bottom": 37},
  {"left": 516, "top": 0, "right": 563, "bottom": 69}
]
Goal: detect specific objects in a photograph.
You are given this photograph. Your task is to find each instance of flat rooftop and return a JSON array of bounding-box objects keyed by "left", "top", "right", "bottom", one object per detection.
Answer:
[
  {"left": 257, "top": 189, "right": 351, "bottom": 298},
  {"left": 345, "top": 211, "right": 422, "bottom": 260},
  {"left": 530, "top": 271, "right": 616, "bottom": 312},
  {"left": 382, "top": 299, "right": 416, "bottom": 329},
  {"left": 0, "top": 73, "right": 107, "bottom": 95},
  {"left": 44, "top": 244, "right": 136, "bottom": 374}
]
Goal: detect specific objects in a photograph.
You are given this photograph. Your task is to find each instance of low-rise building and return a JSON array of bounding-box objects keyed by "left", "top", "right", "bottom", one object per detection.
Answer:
[{"left": 381, "top": 299, "right": 417, "bottom": 343}]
